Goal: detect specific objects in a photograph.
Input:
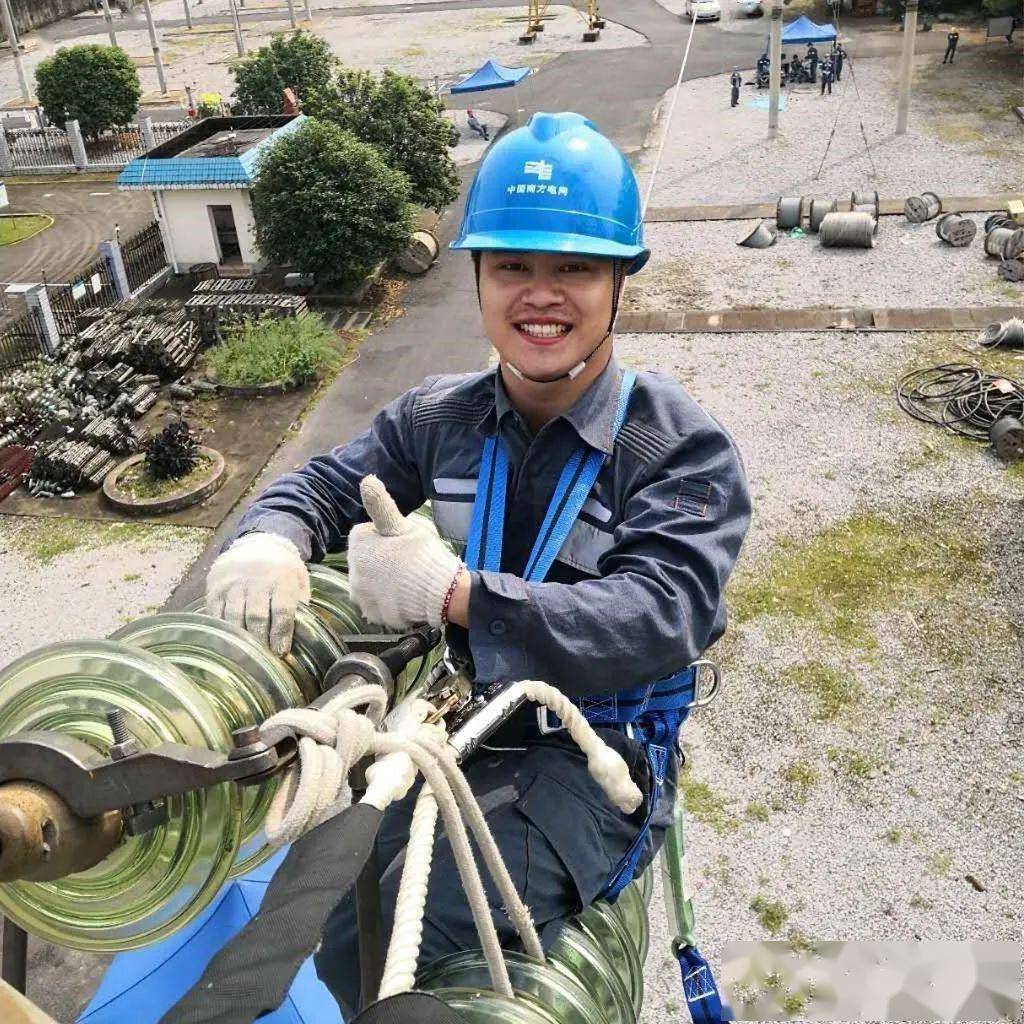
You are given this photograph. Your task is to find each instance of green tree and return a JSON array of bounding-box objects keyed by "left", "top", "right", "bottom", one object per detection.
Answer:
[
  {"left": 981, "top": 0, "right": 1018, "bottom": 16},
  {"left": 309, "top": 68, "right": 460, "bottom": 212},
  {"left": 231, "top": 31, "right": 336, "bottom": 115},
  {"left": 35, "top": 45, "right": 141, "bottom": 139},
  {"left": 252, "top": 120, "right": 413, "bottom": 286}
]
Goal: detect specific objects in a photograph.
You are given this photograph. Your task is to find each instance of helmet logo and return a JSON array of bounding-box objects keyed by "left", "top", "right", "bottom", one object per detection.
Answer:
[{"left": 523, "top": 159, "right": 553, "bottom": 181}]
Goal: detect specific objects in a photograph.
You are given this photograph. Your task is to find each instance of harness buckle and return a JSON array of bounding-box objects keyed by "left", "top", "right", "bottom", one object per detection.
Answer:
[{"left": 686, "top": 659, "right": 722, "bottom": 710}]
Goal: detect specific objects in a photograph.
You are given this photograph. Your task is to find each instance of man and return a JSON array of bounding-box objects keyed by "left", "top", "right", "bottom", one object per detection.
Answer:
[
  {"left": 834, "top": 42, "right": 847, "bottom": 81},
  {"left": 806, "top": 43, "right": 819, "bottom": 83},
  {"left": 781, "top": 52, "right": 790, "bottom": 84},
  {"left": 730, "top": 67, "right": 743, "bottom": 107},
  {"left": 943, "top": 26, "right": 959, "bottom": 63},
  {"left": 466, "top": 107, "right": 489, "bottom": 141},
  {"left": 756, "top": 50, "right": 770, "bottom": 88},
  {"left": 820, "top": 52, "right": 834, "bottom": 94},
  {"left": 205, "top": 111, "right": 751, "bottom": 1017}
]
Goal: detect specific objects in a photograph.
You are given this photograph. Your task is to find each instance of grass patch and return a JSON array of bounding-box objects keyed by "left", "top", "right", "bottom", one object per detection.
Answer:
[
  {"left": 826, "top": 746, "right": 883, "bottom": 780},
  {"left": 750, "top": 894, "right": 789, "bottom": 935},
  {"left": 728, "top": 511, "right": 986, "bottom": 653},
  {"left": 884, "top": 826, "right": 902, "bottom": 844},
  {"left": 782, "top": 992, "right": 808, "bottom": 1015},
  {"left": 679, "top": 769, "right": 739, "bottom": 833},
  {"left": 0, "top": 214, "right": 52, "bottom": 245},
  {"left": 926, "top": 851, "right": 952, "bottom": 877},
  {"left": 782, "top": 760, "right": 818, "bottom": 803},
  {"left": 619, "top": 255, "right": 709, "bottom": 312},
  {"left": 745, "top": 800, "right": 771, "bottom": 823},
  {"left": 209, "top": 313, "right": 345, "bottom": 387},
  {"left": 122, "top": 572, "right": 142, "bottom": 582},
  {"left": 932, "top": 123, "right": 984, "bottom": 144},
  {"left": 781, "top": 661, "right": 862, "bottom": 720},
  {"left": 7, "top": 518, "right": 195, "bottom": 564},
  {"left": 112, "top": 452, "right": 215, "bottom": 500}
]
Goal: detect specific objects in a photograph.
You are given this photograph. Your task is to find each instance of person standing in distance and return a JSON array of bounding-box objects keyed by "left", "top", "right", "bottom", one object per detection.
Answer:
[
  {"left": 730, "top": 67, "right": 743, "bottom": 107},
  {"left": 943, "top": 26, "right": 959, "bottom": 63}
]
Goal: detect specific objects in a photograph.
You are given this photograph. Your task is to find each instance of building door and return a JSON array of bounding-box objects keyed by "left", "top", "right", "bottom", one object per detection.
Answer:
[{"left": 209, "top": 205, "right": 241, "bottom": 263}]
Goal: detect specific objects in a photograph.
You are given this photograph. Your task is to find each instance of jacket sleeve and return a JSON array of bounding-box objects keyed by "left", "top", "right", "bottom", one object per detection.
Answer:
[
  {"left": 465, "top": 422, "right": 752, "bottom": 696},
  {"left": 228, "top": 386, "right": 426, "bottom": 562}
]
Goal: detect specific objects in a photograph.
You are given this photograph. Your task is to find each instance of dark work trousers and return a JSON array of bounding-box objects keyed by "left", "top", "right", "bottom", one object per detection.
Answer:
[
  {"left": 314, "top": 728, "right": 672, "bottom": 1020},
  {"left": 731, "top": 85, "right": 740, "bottom": 107},
  {"left": 835, "top": 55, "right": 844, "bottom": 80},
  {"left": 943, "top": 38, "right": 958, "bottom": 62},
  {"left": 809, "top": 57, "right": 818, "bottom": 83},
  {"left": 821, "top": 75, "right": 833, "bottom": 95}
]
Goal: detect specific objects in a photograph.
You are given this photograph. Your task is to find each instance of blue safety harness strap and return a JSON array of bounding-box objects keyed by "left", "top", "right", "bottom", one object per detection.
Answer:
[{"left": 463, "top": 367, "right": 726, "bottom": 1022}]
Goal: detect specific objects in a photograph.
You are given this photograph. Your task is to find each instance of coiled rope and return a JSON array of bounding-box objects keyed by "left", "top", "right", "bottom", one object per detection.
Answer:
[{"left": 261, "top": 679, "right": 643, "bottom": 999}]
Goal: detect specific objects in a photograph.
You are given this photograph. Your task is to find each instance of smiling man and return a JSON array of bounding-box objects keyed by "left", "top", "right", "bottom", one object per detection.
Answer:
[{"left": 206, "top": 111, "right": 751, "bottom": 1017}]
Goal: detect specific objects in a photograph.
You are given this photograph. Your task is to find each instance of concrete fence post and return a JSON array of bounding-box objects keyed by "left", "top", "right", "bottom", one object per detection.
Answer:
[
  {"left": 99, "top": 238, "right": 132, "bottom": 300},
  {"left": 0, "top": 126, "right": 13, "bottom": 177},
  {"left": 139, "top": 114, "right": 155, "bottom": 151},
  {"left": 65, "top": 119, "right": 89, "bottom": 170},
  {"left": 24, "top": 285, "right": 61, "bottom": 357}
]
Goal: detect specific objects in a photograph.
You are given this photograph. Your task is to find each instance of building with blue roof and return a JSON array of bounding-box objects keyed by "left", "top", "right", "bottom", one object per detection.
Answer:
[{"left": 117, "top": 114, "right": 306, "bottom": 273}]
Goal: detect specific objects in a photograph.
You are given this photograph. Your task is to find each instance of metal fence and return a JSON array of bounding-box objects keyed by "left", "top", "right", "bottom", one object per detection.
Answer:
[
  {"left": 48, "top": 257, "right": 119, "bottom": 337},
  {"left": 6, "top": 127, "right": 75, "bottom": 171},
  {"left": 122, "top": 222, "right": 168, "bottom": 294},
  {"left": 0, "top": 309, "right": 46, "bottom": 372},
  {"left": 4, "top": 120, "right": 191, "bottom": 174}
]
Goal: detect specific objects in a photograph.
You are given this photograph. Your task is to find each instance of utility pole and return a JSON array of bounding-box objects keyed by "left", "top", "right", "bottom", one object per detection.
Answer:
[
  {"left": 287, "top": 0, "right": 297, "bottom": 29},
  {"left": 142, "top": 0, "right": 168, "bottom": 95},
  {"left": 304, "top": 0, "right": 312, "bottom": 20},
  {"left": 895, "top": 0, "right": 918, "bottom": 135},
  {"left": 229, "top": 0, "right": 245, "bottom": 56},
  {"left": 99, "top": 0, "right": 118, "bottom": 46},
  {"left": 0, "top": 0, "right": 31, "bottom": 104},
  {"left": 768, "top": 0, "right": 782, "bottom": 137},
  {"left": 182, "top": 0, "right": 193, "bottom": 31}
]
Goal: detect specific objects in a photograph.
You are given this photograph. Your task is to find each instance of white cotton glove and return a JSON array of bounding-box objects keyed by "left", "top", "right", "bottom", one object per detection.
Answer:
[
  {"left": 205, "top": 532, "right": 310, "bottom": 655},
  {"left": 348, "top": 475, "right": 465, "bottom": 629}
]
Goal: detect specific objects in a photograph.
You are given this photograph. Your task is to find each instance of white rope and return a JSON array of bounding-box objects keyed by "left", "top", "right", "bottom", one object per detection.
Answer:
[
  {"left": 259, "top": 678, "right": 645, "bottom": 996},
  {"left": 377, "top": 786, "right": 440, "bottom": 999},
  {"left": 520, "top": 681, "right": 643, "bottom": 814}
]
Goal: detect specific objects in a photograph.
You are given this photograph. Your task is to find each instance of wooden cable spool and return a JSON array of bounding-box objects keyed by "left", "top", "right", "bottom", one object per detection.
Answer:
[
  {"left": 808, "top": 199, "right": 836, "bottom": 233},
  {"left": 776, "top": 196, "right": 804, "bottom": 230},
  {"left": 935, "top": 213, "right": 977, "bottom": 247},
  {"left": 984, "top": 226, "right": 1024, "bottom": 260},
  {"left": 904, "top": 191, "right": 941, "bottom": 223},
  {"left": 850, "top": 190, "right": 879, "bottom": 220},
  {"left": 819, "top": 211, "right": 876, "bottom": 248}
]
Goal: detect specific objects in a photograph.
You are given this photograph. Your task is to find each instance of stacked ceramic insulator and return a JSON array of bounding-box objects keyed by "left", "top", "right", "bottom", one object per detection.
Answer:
[{"left": 27, "top": 438, "right": 121, "bottom": 495}]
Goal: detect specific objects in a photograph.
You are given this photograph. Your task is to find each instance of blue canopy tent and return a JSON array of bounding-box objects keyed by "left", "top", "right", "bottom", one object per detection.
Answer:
[
  {"left": 450, "top": 59, "right": 532, "bottom": 126},
  {"left": 78, "top": 848, "right": 342, "bottom": 1024},
  {"left": 780, "top": 14, "right": 837, "bottom": 44}
]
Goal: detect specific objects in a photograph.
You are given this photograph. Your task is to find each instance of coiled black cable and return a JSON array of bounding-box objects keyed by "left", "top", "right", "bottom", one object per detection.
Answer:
[{"left": 895, "top": 363, "right": 1024, "bottom": 442}]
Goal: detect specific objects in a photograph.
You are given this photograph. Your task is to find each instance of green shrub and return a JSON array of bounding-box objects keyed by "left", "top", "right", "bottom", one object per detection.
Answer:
[
  {"left": 209, "top": 314, "right": 342, "bottom": 387},
  {"left": 36, "top": 45, "right": 141, "bottom": 138}
]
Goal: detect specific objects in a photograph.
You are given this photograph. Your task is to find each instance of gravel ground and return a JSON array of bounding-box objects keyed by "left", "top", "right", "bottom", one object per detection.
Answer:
[
  {"left": 0, "top": 516, "right": 208, "bottom": 667},
  {"left": 619, "top": 327, "right": 1024, "bottom": 1022},
  {"left": 0, "top": 7, "right": 644, "bottom": 106},
  {"left": 622, "top": 213, "right": 1019, "bottom": 312},
  {"left": 637, "top": 49, "right": 1024, "bottom": 207}
]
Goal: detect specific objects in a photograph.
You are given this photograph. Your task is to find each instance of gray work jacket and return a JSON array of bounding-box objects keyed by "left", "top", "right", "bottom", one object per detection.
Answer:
[{"left": 230, "top": 356, "right": 752, "bottom": 697}]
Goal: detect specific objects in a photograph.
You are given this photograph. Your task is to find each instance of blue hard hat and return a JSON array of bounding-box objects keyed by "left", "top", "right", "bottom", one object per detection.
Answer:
[{"left": 450, "top": 111, "right": 649, "bottom": 274}]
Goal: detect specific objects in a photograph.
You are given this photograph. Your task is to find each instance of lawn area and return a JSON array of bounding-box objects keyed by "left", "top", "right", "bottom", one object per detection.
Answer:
[{"left": 0, "top": 214, "right": 53, "bottom": 246}]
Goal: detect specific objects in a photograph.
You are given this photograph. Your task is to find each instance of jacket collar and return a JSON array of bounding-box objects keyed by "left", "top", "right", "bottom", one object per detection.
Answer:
[{"left": 478, "top": 354, "right": 624, "bottom": 456}]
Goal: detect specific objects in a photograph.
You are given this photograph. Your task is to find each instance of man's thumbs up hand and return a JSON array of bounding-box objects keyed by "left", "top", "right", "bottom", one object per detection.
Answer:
[{"left": 348, "top": 476, "right": 466, "bottom": 629}]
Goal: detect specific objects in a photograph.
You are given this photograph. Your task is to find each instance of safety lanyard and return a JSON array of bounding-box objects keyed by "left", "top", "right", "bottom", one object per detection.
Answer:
[{"left": 465, "top": 370, "right": 636, "bottom": 580}]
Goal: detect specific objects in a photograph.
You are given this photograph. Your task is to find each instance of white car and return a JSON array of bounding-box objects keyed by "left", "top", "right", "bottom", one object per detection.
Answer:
[
  {"left": 685, "top": 0, "right": 721, "bottom": 20},
  {"left": 737, "top": 0, "right": 763, "bottom": 15}
]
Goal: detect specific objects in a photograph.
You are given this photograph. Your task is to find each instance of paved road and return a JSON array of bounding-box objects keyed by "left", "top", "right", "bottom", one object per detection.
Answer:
[{"left": 0, "top": 182, "right": 152, "bottom": 284}]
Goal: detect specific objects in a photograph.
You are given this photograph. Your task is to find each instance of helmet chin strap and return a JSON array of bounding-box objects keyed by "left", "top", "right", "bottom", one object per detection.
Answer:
[{"left": 474, "top": 254, "right": 626, "bottom": 386}]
